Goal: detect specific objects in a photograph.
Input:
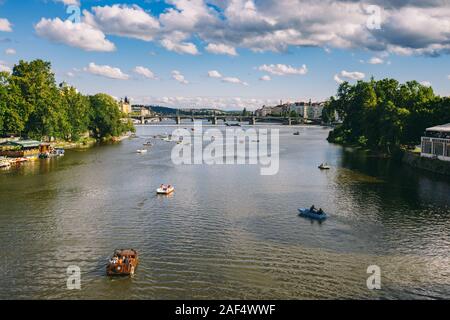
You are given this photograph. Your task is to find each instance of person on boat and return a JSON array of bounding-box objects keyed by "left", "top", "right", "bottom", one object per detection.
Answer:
[
  {"left": 318, "top": 208, "right": 324, "bottom": 215},
  {"left": 310, "top": 205, "right": 316, "bottom": 212}
]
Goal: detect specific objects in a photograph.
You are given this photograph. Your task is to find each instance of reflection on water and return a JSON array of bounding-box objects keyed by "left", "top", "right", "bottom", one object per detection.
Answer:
[{"left": 0, "top": 125, "right": 449, "bottom": 299}]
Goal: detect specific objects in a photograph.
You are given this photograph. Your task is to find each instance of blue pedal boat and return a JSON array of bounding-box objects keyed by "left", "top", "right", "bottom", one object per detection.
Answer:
[{"left": 298, "top": 208, "right": 328, "bottom": 221}]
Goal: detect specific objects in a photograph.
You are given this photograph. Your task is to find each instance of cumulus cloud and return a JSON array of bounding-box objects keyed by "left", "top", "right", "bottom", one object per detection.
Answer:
[
  {"left": 134, "top": 66, "right": 156, "bottom": 79},
  {"left": 172, "top": 70, "right": 189, "bottom": 84},
  {"left": 258, "top": 64, "right": 308, "bottom": 76},
  {"left": 4, "top": 48, "right": 16, "bottom": 55},
  {"left": 221, "top": 76, "right": 248, "bottom": 86},
  {"left": 136, "top": 95, "right": 279, "bottom": 110},
  {"left": 420, "top": 81, "right": 432, "bottom": 87},
  {"left": 0, "top": 18, "right": 12, "bottom": 32},
  {"left": 35, "top": 0, "right": 450, "bottom": 57},
  {"left": 35, "top": 18, "right": 115, "bottom": 52},
  {"left": 260, "top": 75, "right": 271, "bottom": 81},
  {"left": 334, "top": 70, "right": 366, "bottom": 83},
  {"left": 207, "top": 70, "right": 222, "bottom": 78},
  {"left": 84, "top": 5, "right": 160, "bottom": 41},
  {"left": 84, "top": 62, "right": 129, "bottom": 80},
  {"left": 205, "top": 43, "right": 237, "bottom": 56},
  {"left": 207, "top": 70, "right": 247, "bottom": 85},
  {"left": 368, "top": 57, "right": 384, "bottom": 64},
  {"left": 54, "top": 0, "right": 80, "bottom": 5},
  {"left": 161, "top": 38, "right": 199, "bottom": 55}
]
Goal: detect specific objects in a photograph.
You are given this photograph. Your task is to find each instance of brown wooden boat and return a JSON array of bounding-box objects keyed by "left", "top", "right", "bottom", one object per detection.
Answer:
[{"left": 106, "top": 249, "right": 139, "bottom": 276}]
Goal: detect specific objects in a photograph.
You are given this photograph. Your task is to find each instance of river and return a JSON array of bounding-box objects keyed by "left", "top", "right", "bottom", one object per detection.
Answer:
[{"left": 0, "top": 124, "right": 449, "bottom": 299}]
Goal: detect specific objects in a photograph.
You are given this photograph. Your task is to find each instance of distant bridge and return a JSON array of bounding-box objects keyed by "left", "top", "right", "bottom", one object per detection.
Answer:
[{"left": 129, "top": 114, "right": 321, "bottom": 125}]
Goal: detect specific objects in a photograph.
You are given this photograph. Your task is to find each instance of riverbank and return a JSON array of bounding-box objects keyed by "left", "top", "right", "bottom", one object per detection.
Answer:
[{"left": 402, "top": 151, "right": 450, "bottom": 176}]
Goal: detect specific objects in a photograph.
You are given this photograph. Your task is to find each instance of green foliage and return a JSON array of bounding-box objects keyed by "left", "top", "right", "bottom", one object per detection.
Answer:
[
  {"left": 0, "top": 60, "right": 134, "bottom": 140},
  {"left": 327, "top": 78, "right": 450, "bottom": 154}
]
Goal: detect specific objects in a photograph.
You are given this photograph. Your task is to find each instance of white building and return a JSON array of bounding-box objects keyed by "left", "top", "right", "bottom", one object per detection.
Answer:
[{"left": 421, "top": 123, "right": 450, "bottom": 161}]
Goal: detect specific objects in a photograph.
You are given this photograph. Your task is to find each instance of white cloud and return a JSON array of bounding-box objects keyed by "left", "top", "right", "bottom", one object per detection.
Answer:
[
  {"left": 4, "top": 48, "right": 16, "bottom": 55},
  {"left": 334, "top": 70, "right": 365, "bottom": 83},
  {"left": 0, "top": 61, "right": 11, "bottom": 73},
  {"left": 207, "top": 70, "right": 222, "bottom": 78},
  {"left": 54, "top": 0, "right": 80, "bottom": 5},
  {"left": 35, "top": 18, "right": 115, "bottom": 52},
  {"left": 221, "top": 77, "right": 248, "bottom": 86},
  {"left": 420, "top": 81, "right": 432, "bottom": 87},
  {"left": 136, "top": 95, "right": 279, "bottom": 110},
  {"left": 172, "top": 70, "right": 189, "bottom": 84},
  {"left": 260, "top": 75, "right": 271, "bottom": 81},
  {"left": 334, "top": 74, "right": 344, "bottom": 84},
  {"left": 84, "top": 62, "right": 129, "bottom": 80},
  {"left": 161, "top": 38, "right": 199, "bottom": 55},
  {"left": 258, "top": 64, "right": 308, "bottom": 76},
  {"left": 205, "top": 43, "right": 237, "bottom": 56},
  {"left": 0, "top": 18, "right": 12, "bottom": 32},
  {"left": 133, "top": 66, "right": 156, "bottom": 79},
  {"left": 35, "top": 1, "right": 450, "bottom": 57},
  {"left": 340, "top": 70, "right": 365, "bottom": 80},
  {"left": 368, "top": 57, "right": 384, "bottom": 64},
  {"left": 84, "top": 5, "right": 160, "bottom": 41}
]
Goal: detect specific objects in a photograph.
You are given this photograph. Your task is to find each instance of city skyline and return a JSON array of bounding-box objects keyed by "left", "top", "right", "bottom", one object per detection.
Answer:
[{"left": 0, "top": 0, "right": 449, "bottom": 109}]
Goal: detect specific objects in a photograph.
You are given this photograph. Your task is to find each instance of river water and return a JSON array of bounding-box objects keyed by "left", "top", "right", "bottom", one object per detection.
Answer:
[{"left": 0, "top": 124, "right": 449, "bottom": 299}]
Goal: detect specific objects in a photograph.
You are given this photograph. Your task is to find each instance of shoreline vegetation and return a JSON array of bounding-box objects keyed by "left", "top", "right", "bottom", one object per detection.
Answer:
[
  {"left": 322, "top": 78, "right": 450, "bottom": 157},
  {"left": 0, "top": 59, "right": 135, "bottom": 147}
]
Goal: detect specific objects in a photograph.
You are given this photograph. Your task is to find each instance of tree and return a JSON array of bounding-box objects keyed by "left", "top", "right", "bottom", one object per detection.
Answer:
[
  {"left": 59, "top": 84, "right": 90, "bottom": 141},
  {"left": 89, "top": 93, "right": 132, "bottom": 139},
  {"left": 9, "top": 60, "right": 62, "bottom": 140}
]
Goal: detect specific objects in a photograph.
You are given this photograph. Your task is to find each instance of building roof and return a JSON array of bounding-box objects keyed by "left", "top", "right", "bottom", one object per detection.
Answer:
[
  {"left": 426, "top": 123, "right": 450, "bottom": 133},
  {"left": 0, "top": 140, "right": 41, "bottom": 148}
]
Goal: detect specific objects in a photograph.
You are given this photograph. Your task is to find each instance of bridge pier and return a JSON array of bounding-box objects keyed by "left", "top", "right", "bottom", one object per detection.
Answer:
[
  {"left": 249, "top": 117, "right": 256, "bottom": 125},
  {"left": 287, "top": 117, "right": 292, "bottom": 126},
  {"left": 212, "top": 116, "right": 218, "bottom": 125},
  {"left": 141, "top": 116, "right": 145, "bottom": 124},
  {"left": 176, "top": 116, "right": 181, "bottom": 125}
]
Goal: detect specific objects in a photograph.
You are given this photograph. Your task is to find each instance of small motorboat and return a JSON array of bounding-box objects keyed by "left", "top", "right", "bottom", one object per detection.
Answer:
[
  {"left": 106, "top": 249, "right": 139, "bottom": 276},
  {"left": 143, "top": 141, "right": 153, "bottom": 147},
  {"left": 157, "top": 184, "right": 175, "bottom": 195},
  {"left": 318, "top": 163, "right": 331, "bottom": 170},
  {"left": 136, "top": 149, "right": 148, "bottom": 154},
  {"left": 293, "top": 131, "right": 300, "bottom": 136},
  {"left": 298, "top": 208, "right": 328, "bottom": 221}
]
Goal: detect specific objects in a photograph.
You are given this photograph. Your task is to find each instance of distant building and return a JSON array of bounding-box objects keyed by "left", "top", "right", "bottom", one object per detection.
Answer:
[
  {"left": 421, "top": 123, "right": 450, "bottom": 161},
  {"left": 255, "top": 105, "right": 273, "bottom": 117},
  {"left": 119, "top": 97, "right": 132, "bottom": 114}
]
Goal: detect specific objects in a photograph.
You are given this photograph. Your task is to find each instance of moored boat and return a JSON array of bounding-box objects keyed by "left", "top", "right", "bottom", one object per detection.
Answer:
[
  {"left": 106, "top": 249, "right": 139, "bottom": 276},
  {"left": 318, "top": 163, "right": 331, "bottom": 170},
  {"left": 157, "top": 184, "right": 174, "bottom": 195},
  {"left": 298, "top": 208, "right": 328, "bottom": 220},
  {"left": 136, "top": 149, "right": 148, "bottom": 154}
]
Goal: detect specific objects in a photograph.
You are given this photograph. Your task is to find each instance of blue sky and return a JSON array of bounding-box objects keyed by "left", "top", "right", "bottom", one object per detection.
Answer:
[{"left": 0, "top": 0, "right": 449, "bottom": 110}]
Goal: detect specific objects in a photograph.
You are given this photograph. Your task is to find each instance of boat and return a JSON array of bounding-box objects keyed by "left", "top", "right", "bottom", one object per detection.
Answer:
[
  {"left": 293, "top": 131, "right": 300, "bottom": 135},
  {"left": 143, "top": 141, "right": 153, "bottom": 147},
  {"left": 0, "top": 159, "right": 11, "bottom": 168},
  {"left": 54, "top": 148, "right": 65, "bottom": 156},
  {"left": 136, "top": 149, "right": 148, "bottom": 154},
  {"left": 298, "top": 208, "right": 328, "bottom": 220},
  {"left": 106, "top": 249, "right": 139, "bottom": 276},
  {"left": 318, "top": 163, "right": 331, "bottom": 170},
  {"left": 156, "top": 184, "right": 175, "bottom": 195}
]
